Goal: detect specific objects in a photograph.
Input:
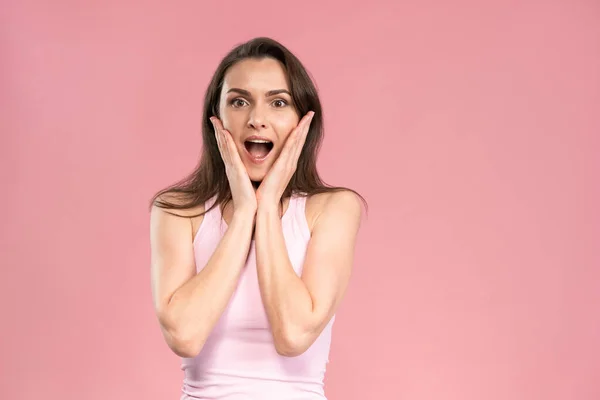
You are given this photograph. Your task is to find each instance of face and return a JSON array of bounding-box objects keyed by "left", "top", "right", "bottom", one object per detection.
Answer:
[{"left": 218, "top": 57, "right": 300, "bottom": 182}]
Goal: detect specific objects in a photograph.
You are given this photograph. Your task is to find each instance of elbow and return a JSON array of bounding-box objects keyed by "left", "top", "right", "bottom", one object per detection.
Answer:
[
  {"left": 273, "top": 329, "right": 311, "bottom": 357},
  {"left": 169, "top": 333, "right": 204, "bottom": 358},
  {"left": 158, "top": 312, "right": 204, "bottom": 358}
]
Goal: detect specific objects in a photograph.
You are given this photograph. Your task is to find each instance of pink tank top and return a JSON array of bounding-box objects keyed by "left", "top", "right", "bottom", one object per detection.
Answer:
[{"left": 180, "top": 193, "right": 335, "bottom": 400}]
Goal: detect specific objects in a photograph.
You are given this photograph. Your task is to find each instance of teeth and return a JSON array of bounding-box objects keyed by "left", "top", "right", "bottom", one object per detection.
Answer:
[{"left": 247, "top": 139, "right": 270, "bottom": 144}]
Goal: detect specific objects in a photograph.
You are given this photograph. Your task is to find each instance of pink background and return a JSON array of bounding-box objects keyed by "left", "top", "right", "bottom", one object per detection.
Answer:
[{"left": 1, "top": 1, "right": 599, "bottom": 399}]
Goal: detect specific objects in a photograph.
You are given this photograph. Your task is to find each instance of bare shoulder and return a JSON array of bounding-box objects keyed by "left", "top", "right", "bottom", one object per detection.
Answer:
[
  {"left": 152, "top": 192, "right": 205, "bottom": 217},
  {"left": 305, "top": 190, "right": 363, "bottom": 233},
  {"left": 151, "top": 192, "right": 206, "bottom": 241}
]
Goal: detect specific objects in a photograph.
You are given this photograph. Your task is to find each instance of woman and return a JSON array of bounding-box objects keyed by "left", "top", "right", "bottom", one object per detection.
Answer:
[{"left": 150, "top": 37, "right": 366, "bottom": 399}]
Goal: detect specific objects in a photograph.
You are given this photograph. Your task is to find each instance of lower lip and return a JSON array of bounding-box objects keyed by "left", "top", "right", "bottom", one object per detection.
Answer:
[{"left": 244, "top": 145, "right": 273, "bottom": 164}]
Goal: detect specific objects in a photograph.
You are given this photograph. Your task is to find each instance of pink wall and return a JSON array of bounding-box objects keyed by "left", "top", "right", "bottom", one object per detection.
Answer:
[{"left": 2, "top": 1, "right": 599, "bottom": 399}]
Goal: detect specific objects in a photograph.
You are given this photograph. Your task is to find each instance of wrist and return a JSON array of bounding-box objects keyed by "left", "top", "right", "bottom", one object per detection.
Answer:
[
  {"left": 257, "top": 201, "right": 280, "bottom": 215},
  {"left": 232, "top": 206, "right": 257, "bottom": 221}
]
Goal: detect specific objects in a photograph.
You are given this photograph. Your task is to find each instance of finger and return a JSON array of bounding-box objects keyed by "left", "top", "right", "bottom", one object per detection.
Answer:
[
  {"left": 282, "top": 130, "right": 302, "bottom": 171},
  {"left": 222, "top": 129, "right": 244, "bottom": 168},
  {"left": 297, "top": 112, "right": 313, "bottom": 151},
  {"left": 275, "top": 111, "right": 314, "bottom": 171},
  {"left": 210, "top": 117, "right": 222, "bottom": 152},
  {"left": 215, "top": 119, "right": 239, "bottom": 167},
  {"left": 280, "top": 113, "right": 309, "bottom": 170},
  {"left": 212, "top": 117, "right": 232, "bottom": 167},
  {"left": 278, "top": 126, "right": 298, "bottom": 162},
  {"left": 289, "top": 112, "right": 314, "bottom": 168},
  {"left": 287, "top": 129, "right": 302, "bottom": 169},
  {"left": 211, "top": 118, "right": 225, "bottom": 158},
  {"left": 296, "top": 111, "right": 314, "bottom": 133}
]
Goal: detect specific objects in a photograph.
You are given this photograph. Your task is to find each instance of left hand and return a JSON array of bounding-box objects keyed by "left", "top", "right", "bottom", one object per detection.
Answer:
[{"left": 256, "top": 111, "right": 315, "bottom": 209}]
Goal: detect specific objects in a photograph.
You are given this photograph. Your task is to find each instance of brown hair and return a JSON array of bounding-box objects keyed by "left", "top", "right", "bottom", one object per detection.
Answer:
[{"left": 149, "top": 36, "right": 367, "bottom": 217}]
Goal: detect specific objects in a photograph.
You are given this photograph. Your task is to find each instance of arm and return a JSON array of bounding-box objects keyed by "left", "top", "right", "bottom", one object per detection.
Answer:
[
  {"left": 150, "top": 200, "right": 255, "bottom": 358},
  {"left": 254, "top": 190, "right": 362, "bottom": 356}
]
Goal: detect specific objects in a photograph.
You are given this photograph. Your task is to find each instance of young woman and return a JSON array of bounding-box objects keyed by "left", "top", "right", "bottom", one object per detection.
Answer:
[{"left": 150, "top": 37, "right": 366, "bottom": 399}]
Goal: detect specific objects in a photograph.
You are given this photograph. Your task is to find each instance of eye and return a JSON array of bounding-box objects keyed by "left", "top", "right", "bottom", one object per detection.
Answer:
[
  {"left": 272, "top": 99, "right": 288, "bottom": 108},
  {"left": 230, "top": 98, "right": 248, "bottom": 108}
]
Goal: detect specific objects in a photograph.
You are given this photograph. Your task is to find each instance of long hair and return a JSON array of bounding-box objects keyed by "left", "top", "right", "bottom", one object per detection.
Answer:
[{"left": 149, "top": 36, "right": 367, "bottom": 217}]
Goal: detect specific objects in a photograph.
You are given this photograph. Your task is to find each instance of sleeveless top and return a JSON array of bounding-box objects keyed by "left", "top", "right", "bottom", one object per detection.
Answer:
[{"left": 180, "top": 193, "right": 335, "bottom": 400}]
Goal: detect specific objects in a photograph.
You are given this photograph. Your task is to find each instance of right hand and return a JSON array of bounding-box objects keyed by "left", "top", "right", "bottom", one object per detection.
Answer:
[{"left": 210, "top": 117, "right": 257, "bottom": 214}]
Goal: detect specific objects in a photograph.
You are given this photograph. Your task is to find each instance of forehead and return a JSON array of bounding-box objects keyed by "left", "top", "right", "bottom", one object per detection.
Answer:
[{"left": 222, "top": 58, "right": 290, "bottom": 93}]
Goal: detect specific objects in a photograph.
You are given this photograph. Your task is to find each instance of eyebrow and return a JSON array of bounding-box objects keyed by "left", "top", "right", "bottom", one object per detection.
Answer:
[{"left": 226, "top": 88, "right": 291, "bottom": 97}]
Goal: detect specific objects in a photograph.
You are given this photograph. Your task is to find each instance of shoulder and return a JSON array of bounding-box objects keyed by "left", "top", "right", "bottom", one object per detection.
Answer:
[
  {"left": 305, "top": 190, "right": 363, "bottom": 233},
  {"left": 151, "top": 192, "right": 206, "bottom": 218},
  {"left": 151, "top": 192, "right": 206, "bottom": 241}
]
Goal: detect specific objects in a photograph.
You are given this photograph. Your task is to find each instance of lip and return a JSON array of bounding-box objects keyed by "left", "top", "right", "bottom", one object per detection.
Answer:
[{"left": 244, "top": 134, "right": 273, "bottom": 142}]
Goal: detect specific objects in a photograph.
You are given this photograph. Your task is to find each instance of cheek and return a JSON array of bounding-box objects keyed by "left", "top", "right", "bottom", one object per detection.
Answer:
[
  {"left": 220, "top": 112, "right": 245, "bottom": 138},
  {"left": 273, "top": 115, "right": 299, "bottom": 140}
]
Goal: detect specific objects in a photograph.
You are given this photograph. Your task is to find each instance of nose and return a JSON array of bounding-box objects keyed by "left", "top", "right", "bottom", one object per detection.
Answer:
[{"left": 247, "top": 105, "right": 268, "bottom": 130}]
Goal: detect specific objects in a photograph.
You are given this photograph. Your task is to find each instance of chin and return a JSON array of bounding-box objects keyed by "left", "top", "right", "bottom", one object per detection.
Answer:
[{"left": 246, "top": 168, "right": 267, "bottom": 183}]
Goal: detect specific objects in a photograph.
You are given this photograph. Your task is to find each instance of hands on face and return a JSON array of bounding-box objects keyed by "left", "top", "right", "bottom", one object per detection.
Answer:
[
  {"left": 210, "top": 116, "right": 257, "bottom": 213},
  {"left": 210, "top": 111, "right": 315, "bottom": 213}
]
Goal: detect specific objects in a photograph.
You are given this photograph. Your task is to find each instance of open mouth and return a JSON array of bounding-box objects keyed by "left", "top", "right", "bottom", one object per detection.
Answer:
[{"left": 244, "top": 139, "right": 274, "bottom": 161}]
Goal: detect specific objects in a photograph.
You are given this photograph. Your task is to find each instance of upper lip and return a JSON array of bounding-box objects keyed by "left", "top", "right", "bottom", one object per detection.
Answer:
[{"left": 244, "top": 135, "right": 273, "bottom": 143}]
